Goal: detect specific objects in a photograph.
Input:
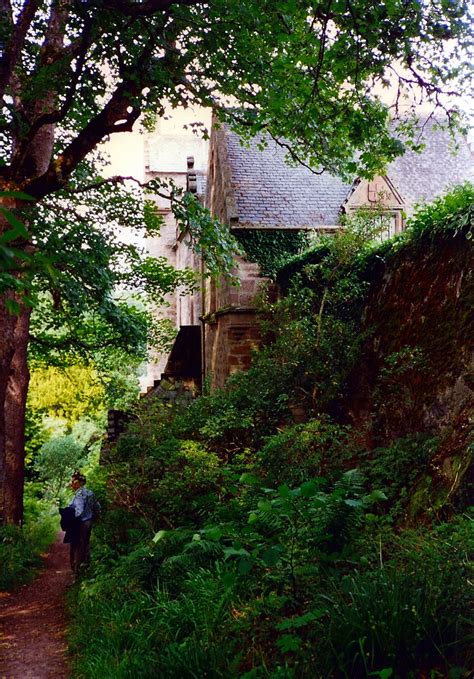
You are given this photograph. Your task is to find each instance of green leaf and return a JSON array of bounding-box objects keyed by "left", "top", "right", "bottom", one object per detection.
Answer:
[
  {"left": 300, "top": 480, "right": 318, "bottom": 497},
  {"left": 369, "top": 669, "right": 393, "bottom": 679},
  {"left": 152, "top": 529, "right": 167, "bottom": 543},
  {"left": 257, "top": 499, "right": 272, "bottom": 512},
  {"left": 0, "top": 190, "right": 34, "bottom": 201},
  {"left": 366, "top": 489, "right": 388, "bottom": 502},
  {"left": 221, "top": 571, "right": 237, "bottom": 588},
  {"left": 0, "top": 208, "right": 29, "bottom": 238},
  {"left": 248, "top": 512, "right": 258, "bottom": 524},
  {"left": 238, "top": 557, "right": 254, "bottom": 575},
  {"left": 205, "top": 526, "right": 223, "bottom": 541},
  {"left": 224, "top": 547, "right": 250, "bottom": 559},
  {"left": 344, "top": 499, "right": 362, "bottom": 507},
  {"left": 261, "top": 546, "right": 281, "bottom": 567},
  {"left": 239, "top": 472, "right": 260, "bottom": 485},
  {"left": 276, "top": 609, "right": 325, "bottom": 630},
  {"left": 5, "top": 298, "right": 21, "bottom": 314},
  {"left": 276, "top": 634, "right": 302, "bottom": 653},
  {"left": 278, "top": 484, "right": 291, "bottom": 498}
]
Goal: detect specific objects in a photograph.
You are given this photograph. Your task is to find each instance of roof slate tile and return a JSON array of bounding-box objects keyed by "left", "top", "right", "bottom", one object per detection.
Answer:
[{"left": 220, "top": 122, "right": 473, "bottom": 228}]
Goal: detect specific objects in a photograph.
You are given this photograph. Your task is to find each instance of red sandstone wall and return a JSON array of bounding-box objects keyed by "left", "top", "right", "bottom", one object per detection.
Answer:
[
  {"left": 204, "top": 312, "right": 262, "bottom": 388},
  {"left": 203, "top": 257, "right": 268, "bottom": 387},
  {"left": 346, "top": 230, "right": 473, "bottom": 446}
]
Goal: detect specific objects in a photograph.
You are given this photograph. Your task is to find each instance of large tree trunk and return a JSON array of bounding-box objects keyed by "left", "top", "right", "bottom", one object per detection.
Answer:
[
  {"left": 0, "top": 197, "right": 30, "bottom": 524},
  {"left": 0, "top": 198, "right": 35, "bottom": 525},
  {"left": 0, "top": 0, "right": 62, "bottom": 521},
  {"left": 3, "top": 304, "right": 31, "bottom": 524},
  {"left": 0, "top": 300, "right": 17, "bottom": 523}
]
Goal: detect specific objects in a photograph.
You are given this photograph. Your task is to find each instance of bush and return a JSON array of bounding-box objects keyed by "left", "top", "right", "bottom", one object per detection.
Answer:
[
  {"left": 256, "top": 417, "right": 355, "bottom": 486},
  {"left": 107, "top": 411, "right": 223, "bottom": 528},
  {"left": 358, "top": 435, "right": 437, "bottom": 521}
]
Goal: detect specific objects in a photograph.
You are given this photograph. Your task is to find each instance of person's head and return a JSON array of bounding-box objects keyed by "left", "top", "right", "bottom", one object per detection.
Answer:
[{"left": 71, "top": 471, "right": 86, "bottom": 491}]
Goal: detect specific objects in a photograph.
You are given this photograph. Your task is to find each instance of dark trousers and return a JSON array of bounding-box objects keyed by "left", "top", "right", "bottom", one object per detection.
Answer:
[{"left": 70, "top": 520, "right": 92, "bottom": 575}]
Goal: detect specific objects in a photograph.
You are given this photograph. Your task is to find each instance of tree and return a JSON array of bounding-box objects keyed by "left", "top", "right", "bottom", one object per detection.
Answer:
[{"left": 0, "top": 0, "right": 471, "bottom": 524}]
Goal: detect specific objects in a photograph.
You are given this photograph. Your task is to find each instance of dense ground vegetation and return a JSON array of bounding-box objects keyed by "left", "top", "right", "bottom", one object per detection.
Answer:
[{"left": 69, "top": 187, "right": 473, "bottom": 678}]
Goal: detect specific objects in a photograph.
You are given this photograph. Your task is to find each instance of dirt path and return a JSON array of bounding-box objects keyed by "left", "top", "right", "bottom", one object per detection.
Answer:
[{"left": 0, "top": 533, "right": 72, "bottom": 679}]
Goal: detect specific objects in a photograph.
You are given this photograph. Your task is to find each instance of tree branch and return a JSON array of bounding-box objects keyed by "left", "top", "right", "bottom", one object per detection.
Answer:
[
  {"left": 19, "top": 15, "right": 94, "bottom": 141},
  {"left": 63, "top": 174, "right": 174, "bottom": 203},
  {"left": 24, "top": 73, "right": 146, "bottom": 197},
  {"left": 268, "top": 133, "right": 326, "bottom": 176},
  {"left": 12, "top": 16, "right": 92, "bottom": 175},
  {"left": 24, "top": 28, "right": 188, "bottom": 198},
  {"left": 0, "top": 0, "right": 40, "bottom": 99}
]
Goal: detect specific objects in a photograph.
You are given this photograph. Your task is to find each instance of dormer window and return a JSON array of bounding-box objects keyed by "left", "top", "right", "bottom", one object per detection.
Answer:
[{"left": 343, "top": 175, "right": 406, "bottom": 240}]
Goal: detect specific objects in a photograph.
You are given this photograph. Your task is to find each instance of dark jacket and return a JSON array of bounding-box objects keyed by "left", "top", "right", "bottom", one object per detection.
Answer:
[{"left": 59, "top": 506, "right": 80, "bottom": 544}]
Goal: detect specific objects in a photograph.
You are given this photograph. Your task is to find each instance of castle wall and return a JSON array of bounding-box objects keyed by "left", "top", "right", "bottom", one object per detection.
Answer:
[{"left": 202, "top": 257, "right": 270, "bottom": 388}]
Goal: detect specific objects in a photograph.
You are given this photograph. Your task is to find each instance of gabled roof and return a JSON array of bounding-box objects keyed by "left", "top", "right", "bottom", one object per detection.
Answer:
[
  {"left": 214, "top": 120, "right": 473, "bottom": 229},
  {"left": 343, "top": 175, "right": 405, "bottom": 212}
]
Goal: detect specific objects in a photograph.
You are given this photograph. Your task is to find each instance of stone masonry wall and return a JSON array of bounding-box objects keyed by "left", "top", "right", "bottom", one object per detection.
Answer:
[
  {"left": 204, "top": 311, "right": 263, "bottom": 388},
  {"left": 203, "top": 255, "right": 269, "bottom": 387}
]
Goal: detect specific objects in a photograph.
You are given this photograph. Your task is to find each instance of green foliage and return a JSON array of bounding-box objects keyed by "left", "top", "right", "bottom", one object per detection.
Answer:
[
  {"left": 165, "top": 186, "right": 241, "bottom": 279},
  {"left": 234, "top": 230, "right": 310, "bottom": 278},
  {"left": 105, "top": 398, "right": 222, "bottom": 528},
  {"left": 0, "top": 487, "right": 57, "bottom": 590},
  {"left": 27, "top": 364, "right": 105, "bottom": 423},
  {"left": 35, "top": 435, "right": 85, "bottom": 500},
  {"left": 371, "top": 347, "right": 431, "bottom": 440},
  {"left": 0, "top": 526, "right": 44, "bottom": 590},
  {"left": 317, "top": 518, "right": 473, "bottom": 676},
  {"left": 0, "top": 190, "right": 54, "bottom": 305},
  {"left": 70, "top": 563, "right": 239, "bottom": 679},
  {"left": 358, "top": 435, "right": 438, "bottom": 521},
  {"left": 69, "top": 192, "right": 473, "bottom": 677},
  {"left": 34, "top": 419, "right": 102, "bottom": 501},
  {"left": 256, "top": 417, "right": 355, "bottom": 486},
  {"left": 404, "top": 182, "right": 474, "bottom": 242}
]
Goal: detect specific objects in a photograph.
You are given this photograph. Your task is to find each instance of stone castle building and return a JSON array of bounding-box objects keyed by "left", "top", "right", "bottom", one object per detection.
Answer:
[{"left": 142, "top": 116, "right": 473, "bottom": 393}]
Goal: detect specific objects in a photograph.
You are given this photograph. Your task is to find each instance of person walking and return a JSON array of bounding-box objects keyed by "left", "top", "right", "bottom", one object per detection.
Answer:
[{"left": 68, "top": 471, "right": 97, "bottom": 576}]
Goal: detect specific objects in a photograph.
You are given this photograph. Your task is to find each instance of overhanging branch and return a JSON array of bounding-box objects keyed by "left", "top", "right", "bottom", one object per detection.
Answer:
[{"left": 0, "top": 0, "right": 40, "bottom": 99}]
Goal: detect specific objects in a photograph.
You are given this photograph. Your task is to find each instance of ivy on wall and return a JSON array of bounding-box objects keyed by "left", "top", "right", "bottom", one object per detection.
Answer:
[{"left": 233, "top": 229, "right": 310, "bottom": 278}]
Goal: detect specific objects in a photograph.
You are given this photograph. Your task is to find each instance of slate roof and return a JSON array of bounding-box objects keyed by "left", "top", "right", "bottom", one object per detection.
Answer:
[{"left": 220, "top": 121, "right": 473, "bottom": 228}]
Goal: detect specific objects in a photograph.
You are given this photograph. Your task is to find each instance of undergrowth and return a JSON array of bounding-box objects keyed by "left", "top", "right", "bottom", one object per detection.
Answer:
[
  {"left": 69, "top": 186, "right": 473, "bottom": 678},
  {"left": 0, "top": 484, "right": 57, "bottom": 590}
]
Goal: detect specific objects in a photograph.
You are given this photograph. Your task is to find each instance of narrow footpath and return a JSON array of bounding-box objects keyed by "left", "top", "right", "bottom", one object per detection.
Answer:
[{"left": 0, "top": 534, "right": 72, "bottom": 679}]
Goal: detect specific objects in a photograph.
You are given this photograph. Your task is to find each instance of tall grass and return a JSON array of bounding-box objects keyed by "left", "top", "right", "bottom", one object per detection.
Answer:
[{"left": 0, "top": 485, "right": 58, "bottom": 590}]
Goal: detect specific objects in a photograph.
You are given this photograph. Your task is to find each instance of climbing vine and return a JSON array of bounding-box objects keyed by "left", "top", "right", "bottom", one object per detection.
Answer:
[{"left": 233, "top": 229, "right": 310, "bottom": 278}]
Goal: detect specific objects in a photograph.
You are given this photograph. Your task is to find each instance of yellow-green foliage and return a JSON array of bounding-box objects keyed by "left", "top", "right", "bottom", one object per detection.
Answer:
[{"left": 28, "top": 364, "right": 105, "bottom": 424}]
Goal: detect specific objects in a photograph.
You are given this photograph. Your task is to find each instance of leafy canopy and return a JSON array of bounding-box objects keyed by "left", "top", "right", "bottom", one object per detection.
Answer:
[{"left": 1, "top": 0, "right": 471, "bottom": 198}]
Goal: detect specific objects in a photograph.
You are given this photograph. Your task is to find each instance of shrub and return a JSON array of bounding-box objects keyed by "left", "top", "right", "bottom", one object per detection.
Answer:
[
  {"left": 358, "top": 434, "right": 437, "bottom": 521},
  {"left": 256, "top": 417, "right": 355, "bottom": 486},
  {"left": 107, "top": 428, "right": 222, "bottom": 529}
]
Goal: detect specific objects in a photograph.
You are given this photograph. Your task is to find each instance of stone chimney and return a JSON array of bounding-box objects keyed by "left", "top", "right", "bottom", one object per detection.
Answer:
[{"left": 186, "top": 156, "right": 197, "bottom": 193}]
